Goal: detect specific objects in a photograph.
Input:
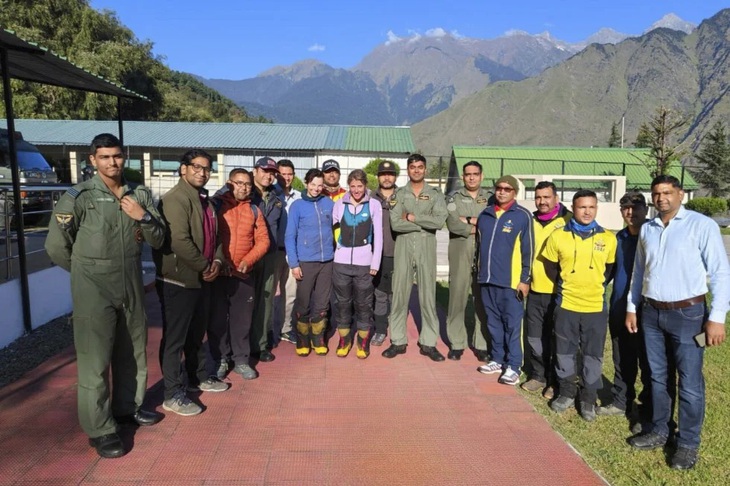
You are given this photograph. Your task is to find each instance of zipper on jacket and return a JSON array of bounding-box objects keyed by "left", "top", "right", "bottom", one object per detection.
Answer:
[{"left": 314, "top": 200, "right": 324, "bottom": 260}]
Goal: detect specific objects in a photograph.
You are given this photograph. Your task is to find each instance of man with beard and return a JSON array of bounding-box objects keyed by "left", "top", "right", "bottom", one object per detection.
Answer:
[
  {"left": 521, "top": 181, "right": 571, "bottom": 398},
  {"left": 371, "top": 160, "right": 398, "bottom": 346},
  {"left": 250, "top": 157, "right": 284, "bottom": 362}
]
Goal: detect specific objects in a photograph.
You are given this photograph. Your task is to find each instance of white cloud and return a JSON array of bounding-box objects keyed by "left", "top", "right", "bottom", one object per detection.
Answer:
[
  {"left": 425, "top": 27, "right": 447, "bottom": 38},
  {"left": 308, "top": 43, "right": 325, "bottom": 52},
  {"left": 385, "top": 27, "right": 464, "bottom": 45},
  {"left": 385, "top": 30, "right": 402, "bottom": 45}
]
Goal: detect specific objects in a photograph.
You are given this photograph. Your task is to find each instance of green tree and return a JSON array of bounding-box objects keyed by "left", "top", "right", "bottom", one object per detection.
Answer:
[
  {"left": 363, "top": 158, "right": 399, "bottom": 191},
  {"left": 608, "top": 122, "right": 622, "bottom": 148},
  {"left": 633, "top": 123, "right": 652, "bottom": 148},
  {"left": 634, "top": 106, "right": 688, "bottom": 177},
  {"left": 691, "top": 121, "right": 730, "bottom": 198}
]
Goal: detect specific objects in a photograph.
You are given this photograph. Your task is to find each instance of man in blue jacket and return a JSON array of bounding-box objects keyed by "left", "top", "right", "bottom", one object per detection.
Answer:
[{"left": 476, "top": 175, "right": 533, "bottom": 385}]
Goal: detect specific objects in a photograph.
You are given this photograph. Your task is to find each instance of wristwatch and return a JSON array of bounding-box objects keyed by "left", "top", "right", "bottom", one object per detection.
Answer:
[{"left": 140, "top": 211, "right": 152, "bottom": 224}]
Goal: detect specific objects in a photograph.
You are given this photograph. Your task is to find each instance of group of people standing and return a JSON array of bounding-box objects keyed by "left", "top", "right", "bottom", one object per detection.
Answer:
[{"left": 47, "top": 134, "right": 728, "bottom": 471}]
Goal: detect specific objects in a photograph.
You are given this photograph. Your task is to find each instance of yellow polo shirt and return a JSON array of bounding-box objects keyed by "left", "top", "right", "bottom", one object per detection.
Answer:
[{"left": 531, "top": 211, "right": 571, "bottom": 294}]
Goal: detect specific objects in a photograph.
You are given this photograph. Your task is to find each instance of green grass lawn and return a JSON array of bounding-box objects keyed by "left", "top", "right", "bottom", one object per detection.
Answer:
[
  {"left": 720, "top": 226, "right": 730, "bottom": 235},
  {"left": 435, "top": 282, "right": 730, "bottom": 485}
]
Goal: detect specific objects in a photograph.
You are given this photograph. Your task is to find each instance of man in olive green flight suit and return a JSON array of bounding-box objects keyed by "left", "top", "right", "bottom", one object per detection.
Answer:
[
  {"left": 382, "top": 154, "right": 448, "bottom": 362},
  {"left": 445, "top": 160, "right": 492, "bottom": 361},
  {"left": 45, "top": 133, "right": 165, "bottom": 459}
]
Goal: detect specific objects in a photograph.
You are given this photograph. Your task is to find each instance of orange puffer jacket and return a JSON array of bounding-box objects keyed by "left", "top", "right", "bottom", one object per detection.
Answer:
[{"left": 216, "top": 192, "right": 269, "bottom": 277}]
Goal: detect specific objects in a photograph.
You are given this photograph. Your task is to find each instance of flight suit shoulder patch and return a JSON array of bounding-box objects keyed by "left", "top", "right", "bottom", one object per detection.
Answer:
[
  {"left": 65, "top": 187, "right": 82, "bottom": 199},
  {"left": 418, "top": 193, "right": 430, "bottom": 201},
  {"left": 476, "top": 197, "right": 488, "bottom": 204},
  {"left": 55, "top": 213, "right": 74, "bottom": 230},
  {"left": 389, "top": 197, "right": 398, "bottom": 207}
]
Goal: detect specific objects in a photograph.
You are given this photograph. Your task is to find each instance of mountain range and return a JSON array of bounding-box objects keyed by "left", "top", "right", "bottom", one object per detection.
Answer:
[
  {"left": 198, "top": 13, "right": 697, "bottom": 127},
  {"left": 411, "top": 9, "right": 730, "bottom": 156}
]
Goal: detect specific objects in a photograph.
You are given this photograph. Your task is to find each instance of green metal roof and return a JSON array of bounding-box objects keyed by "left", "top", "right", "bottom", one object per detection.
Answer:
[
  {"left": 451, "top": 146, "right": 698, "bottom": 190},
  {"left": 4, "top": 119, "right": 414, "bottom": 153}
]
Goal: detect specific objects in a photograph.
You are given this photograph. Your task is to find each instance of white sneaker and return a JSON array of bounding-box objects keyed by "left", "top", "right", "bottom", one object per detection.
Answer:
[
  {"left": 477, "top": 361, "right": 502, "bottom": 375},
  {"left": 498, "top": 367, "right": 520, "bottom": 386}
]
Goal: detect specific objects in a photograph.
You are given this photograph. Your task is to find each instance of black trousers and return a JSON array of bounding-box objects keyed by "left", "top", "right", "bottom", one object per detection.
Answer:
[
  {"left": 333, "top": 263, "right": 374, "bottom": 331},
  {"left": 294, "top": 261, "right": 333, "bottom": 322},
  {"left": 209, "top": 276, "right": 256, "bottom": 366},
  {"left": 524, "top": 291, "right": 557, "bottom": 384},
  {"left": 373, "top": 256, "right": 394, "bottom": 334},
  {"left": 157, "top": 281, "right": 211, "bottom": 400},
  {"left": 554, "top": 307, "right": 608, "bottom": 403}
]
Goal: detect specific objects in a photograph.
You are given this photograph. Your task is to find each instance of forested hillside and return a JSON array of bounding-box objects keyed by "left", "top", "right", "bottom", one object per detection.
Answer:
[{"left": 0, "top": 0, "right": 262, "bottom": 122}]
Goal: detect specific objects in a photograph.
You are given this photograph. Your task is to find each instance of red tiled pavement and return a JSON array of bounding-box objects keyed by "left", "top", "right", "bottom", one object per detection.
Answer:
[{"left": 0, "top": 291, "right": 606, "bottom": 485}]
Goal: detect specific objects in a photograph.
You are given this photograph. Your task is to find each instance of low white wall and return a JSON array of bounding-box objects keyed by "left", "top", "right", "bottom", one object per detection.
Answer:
[{"left": 0, "top": 266, "right": 72, "bottom": 349}]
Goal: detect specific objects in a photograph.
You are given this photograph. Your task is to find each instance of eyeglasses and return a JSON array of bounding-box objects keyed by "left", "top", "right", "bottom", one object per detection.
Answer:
[
  {"left": 187, "top": 163, "right": 212, "bottom": 174},
  {"left": 230, "top": 180, "right": 253, "bottom": 187},
  {"left": 495, "top": 186, "right": 514, "bottom": 192}
]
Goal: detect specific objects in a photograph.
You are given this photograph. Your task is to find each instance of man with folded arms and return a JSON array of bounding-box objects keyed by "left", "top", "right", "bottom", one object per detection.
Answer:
[{"left": 626, "top": 175, "right": 730, "bottom": 470}]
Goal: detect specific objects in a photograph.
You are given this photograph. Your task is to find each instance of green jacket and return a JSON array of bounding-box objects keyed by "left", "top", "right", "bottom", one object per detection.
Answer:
[
  {"left": 153, "top": 177, "right": 223, "bottom": 288},
  {"left": 45, "top": 175, "right": 165, "bottom": 272},
  {"left": 389, "top": 181, "right": 448, "bottom": 235}
]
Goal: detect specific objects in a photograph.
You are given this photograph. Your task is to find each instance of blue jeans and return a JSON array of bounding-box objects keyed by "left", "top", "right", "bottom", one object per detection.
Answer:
[{"left": 642, "top": 301, "right": 706, "bottom": 449}]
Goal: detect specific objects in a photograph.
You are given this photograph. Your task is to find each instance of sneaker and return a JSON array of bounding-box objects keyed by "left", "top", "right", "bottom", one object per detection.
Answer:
[
  {"left": 498, "top": 367, "right": 520, "bottom": 386},
  {"left": 670, "top": 446, "right": 699, "bottom": 470},
  {"left": 195, "top": 377, "right": 230, "bottom": 393},
  {"left": 477, "top": 361, "right": 502, "bottom": 375},
  {"left": 627, "top": 431, "right": 668, "bottom": 450},
  {"left": 579, "top": 401, "right": 597, "bottom": 422},
  {"left": 596, "top": 403, "right": 625, "bottom": 416},
  {"left": 520, "top": 378, "right": 545, "bottom": 392},
  {"left": 371, "top": 333, "right": 387, "bottom": 347},
  {"left": 233, "top": 364, "right": 259, "bottom": 380},
  {"left": 280, "top": 331, "right": 296, "bottom": 344},
  {"left": 550, "top": 395, "right": 575, "bottom": 413},
  {"left": 215, "top": 360, "right": 229, "bottom": 380},
  {"left": 162, "top": 391, "right": 202, "bottom": 417}
]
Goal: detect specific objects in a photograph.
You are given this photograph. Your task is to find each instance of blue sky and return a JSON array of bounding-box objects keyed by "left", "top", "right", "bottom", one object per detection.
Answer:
[{"left": 91, "top": 1, "right": 729, "bottom": 80}]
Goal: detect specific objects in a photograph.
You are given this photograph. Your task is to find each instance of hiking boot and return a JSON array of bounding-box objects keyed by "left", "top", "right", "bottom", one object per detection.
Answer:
[
  {"left": 477, "top": 361, "right": 502, "bottom": 375},
  {"left": 295, "top": 321, "right": 311, "bottom": 356},
  {"left": 520, "top": 379, "right": 545, "bottom": 393},
  {"left": 310, "top": 319, "right": 328, "bottom": 355},
  {"left": 336, "top": 329, "right": 352, "bottom": 357},
  {"left": 215, "top": 359, "right": 229, "bottom": 380},
  {"left": 498, "top": 367, "right": 520, "bottom": 386},
  {"left": 195, "top": 377, "right": 229, "bottom": 393},
  {"left": 280, "top": 331, "right": 296, "bottom": 344},
  {"left": 371, "top": 332, "right": 387, "bottom": 346},
  {"left": 163, "top": 391, "right": 202, "bottom": 417},
  {"left": 579, "top": 402, "right": 597, "bottom": 422},
  {"left": 233, "top": 364, "right": 259, "bottom": 380},
  {"left": 670, "top": 446, "right": 699, "bottom": 470},
  {"left": 596, "top": 403, "right": 625, "bottom": 416},
  {"left": 356, "top": 329, "right": 371, "bottom": 359},
  {"left": 550, "top": 395, "right": 575, "bottom": 413}
]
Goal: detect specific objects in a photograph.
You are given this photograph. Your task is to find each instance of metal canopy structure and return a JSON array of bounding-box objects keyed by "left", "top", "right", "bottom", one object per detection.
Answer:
[
  {"left": 0, "top": 28, "right": 148, "bottom": 99},
  {"left": 1, "top": 27, "right": 147, "bottom": 335}
]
